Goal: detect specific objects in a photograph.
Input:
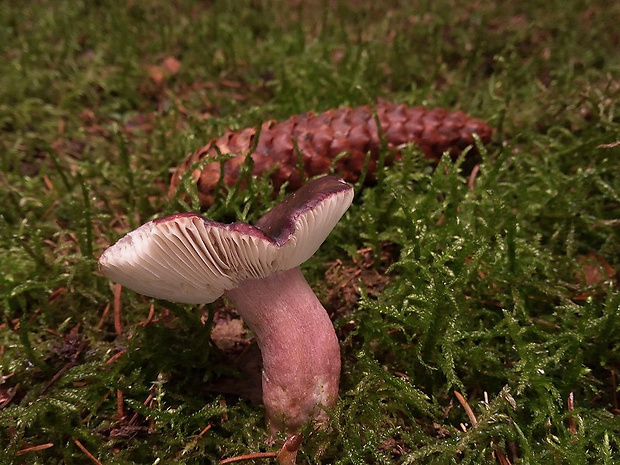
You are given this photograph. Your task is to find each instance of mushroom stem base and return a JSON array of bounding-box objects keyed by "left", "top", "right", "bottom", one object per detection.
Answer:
[{"left": 225, "top": 267, "right": 340, "bottom": 434}]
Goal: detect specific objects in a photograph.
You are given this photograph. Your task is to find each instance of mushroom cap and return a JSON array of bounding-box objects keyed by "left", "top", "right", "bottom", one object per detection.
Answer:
[{"left": 98, "top": 176, "right": 354, "bottom": 304}]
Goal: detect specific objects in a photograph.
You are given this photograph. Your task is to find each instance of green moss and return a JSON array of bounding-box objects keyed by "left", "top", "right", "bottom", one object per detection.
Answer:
[{"left": 1, "top": 0, "right": 619, "bottom": 463}]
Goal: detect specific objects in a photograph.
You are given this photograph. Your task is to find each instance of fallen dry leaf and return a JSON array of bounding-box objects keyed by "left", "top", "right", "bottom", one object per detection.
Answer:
[
  {"left": 597, "top": 141, "right": 620, "bottom": 149},
  {"left": 163, "top": 56, "right": 181, "bottom": 75},
  {"left": 577, "top": 252, "right": 616, "bottom": 287},
  {"left": 0, "top": 385, "right": 18, "bottom": 409},
  {"left": 573, "top": 252, "right": 617, "bottom": 301},
  {"left": 148, "top": 65, "right": 165, "bottom": 85},
  {"left": 211, "top": 316, "right": 248, "bottom": 351}
]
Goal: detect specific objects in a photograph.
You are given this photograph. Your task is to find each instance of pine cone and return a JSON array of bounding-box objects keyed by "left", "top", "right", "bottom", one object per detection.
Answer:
[{"left": 169, "top": 102, "right": 492, "bottom": 207}]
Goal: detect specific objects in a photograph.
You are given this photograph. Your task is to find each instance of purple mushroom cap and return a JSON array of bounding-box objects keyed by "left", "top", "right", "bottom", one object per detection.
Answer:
[{"left": 99, "top": 176, "right": 353, "bottom": 305}]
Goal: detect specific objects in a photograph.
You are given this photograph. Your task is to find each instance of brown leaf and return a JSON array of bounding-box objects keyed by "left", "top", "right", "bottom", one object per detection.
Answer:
[
  {"left": 124, "top": 113, "right": 156, "bottom": 133},
  {"left": 577, "top": 252, "right": 616, "bottom": 287},
  {"left": 79, "top": 109, "right": 96, "bottom": 125},
  {"left": 211, "top": 316, "right": 248, "bottom": 351},
  {"left": 0, "top": 385, "right": 18, "bottom": 409},
  {"left": 162, "top": 56, "right": 181, "bottom": 75},
  {"left": 148, "top": 65, "right": 165, "bottom": 85}
]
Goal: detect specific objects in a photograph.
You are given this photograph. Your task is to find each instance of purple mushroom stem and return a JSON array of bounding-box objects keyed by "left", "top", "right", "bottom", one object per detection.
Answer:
[
  {"left": 98, "top": 175, "right": 354, "bottom": 434},
  {"left": 225, "top": 268, "right": 340, "bottom": 433}
]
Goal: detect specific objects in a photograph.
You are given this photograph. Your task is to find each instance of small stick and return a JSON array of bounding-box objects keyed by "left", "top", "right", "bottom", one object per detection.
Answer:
[
  {"left": 455, "top": 392, "right": 514, "bottom": 465},
  {"left": 43, "top": 174, "right": 55, "bottom": 192},
  {"left": 40, "top": 337, "right": 87, "bottom": 395},
  {"left": 567, "top": 392, "right": 577, "bottom": 434},
  {"left": 495, "top": 448, "right": 513, "bottom": 465},
  {"left": 0, "top": 383, "right": 18, "bottom": 409},
  {"left": 128, "top": 391, "right": 155, "bottom": 425},
  {"left": 138, "top": 303, "right": 156, "bottom": 327},
  {"left": 43, "top": 328, "right": 63, "bottom": 337},
  {"left": 468, "top": 164, "right": 480, "bottom": 190},
  {"left": 113, "top": 284, "right": 123, "bottom": 335},
  {"left": 105, "top": 349, "right": 126, "bottom": 364},
  {"left": 220, "top": 452, "right": 277, "bottom": 464},
  {"left": 96, "top": 303, "right": 110, "bottom": 330},
  {"left": 197, "top": 424, "right": 212, "bottom": 439},
  {"left": 16, "top": 443, "right": 54, "bottom": 456},
  {"left": 73, "top": 438, "right": 103, "bottom": 465},
  {"left": 40, "top": 362, "right": 73, "bottom": 395},
  {"left": 220, "top": 398, "right": 228, "bottom": 422},
  {"left": 596, "top": 141, "right": 620, "bottom": 149},
  {"left": 454, "top": 391, "right": 478, "bottom": 426},
  {"left": 48, "top": 287, "right": 66, "bottom": 304},
  {"left": 116, "top": 389, "right": 125, "bottom": 419},
  {"left": 27, "top": 308, "right": 42, "bottom": 325},
  {"left": 174, "top": 424, "right": 214, "bottom": 460}
]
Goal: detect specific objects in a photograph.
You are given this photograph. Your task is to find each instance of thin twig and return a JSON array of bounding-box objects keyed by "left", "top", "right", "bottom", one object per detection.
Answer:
[
  {"left": 174, "top": 424, "right": 214, "bottom": 460},
  {"left": 596, "top": 141, "right": 620, "bottom": 149},
  {"left": 220, "top": 398, "right": 228, "bottom": 422},
  {"left": 454, "top": 391, "right": 478, "bottom": 426},
  {"left": 113, "top": 284, "right": 123, "bottom": 335},
  {"left": 468, "top": 164, "right": 480, "bottom": 190},
  {"left": 40, "top": 337, "right": 87, "bottom": 395},
  {"left": 16, "top": 443, "right": 54, "bottom": 456},
  {"left": 220, "top": 452, "right": 277, "bottom": 464},
  {"left": 48, "top": 287, "right": 66, "bottom": 304},
  {"left": 97, "top": 303, "right": 110, "bottom": 330},
  {"left": 197, "top": 424, "right": 212, "bottom": 438},
  {"left": 128, "top": 391, "right": 155, "bottom": 425},
  {"left": 105, "top": 349, "right": 126, "bottom": 365},
  {"left": 455, "top": 391, "right": 512, "bottom": 465},
  {"left": 73, "top": 438, "right": 103, "bottom": 465},
  {"left": 116, "top": 389, "right": 125, "bottom": 419},
  {"left": 40, "top": 362, "right": 74, "bottom": 395},
  {"left": 28, "top": 308, "right": 43, "bottom": 325},
  {"left": 567, "top": 392, "right": 577, "bottom": 434},
  {"left": 42, "top": 174, "right": 55, "bottom": 192},
  {"left": 0, "top": 383, "right": 18, "bottom": 409},
  {"left": 138, "top": 303, "right": 156, "bottom": 327},
  {"left": 495, "top": 448, "right": 513, "bottom": 465}
]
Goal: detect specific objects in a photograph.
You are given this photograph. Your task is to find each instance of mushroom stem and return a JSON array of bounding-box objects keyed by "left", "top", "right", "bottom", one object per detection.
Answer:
[{"left": 225, "top": 267, "right": 340, "bottom": 434}]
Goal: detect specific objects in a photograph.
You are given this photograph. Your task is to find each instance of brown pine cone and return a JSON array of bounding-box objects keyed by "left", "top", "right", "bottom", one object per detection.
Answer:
[{"left": 169, "top": 102, "right": 492, "bottom": 207}]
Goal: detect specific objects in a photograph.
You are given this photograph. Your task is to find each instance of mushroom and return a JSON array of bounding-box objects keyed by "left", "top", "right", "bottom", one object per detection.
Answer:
[{"left": 98, "top": 175, "right": 354, "bottom": 434}]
